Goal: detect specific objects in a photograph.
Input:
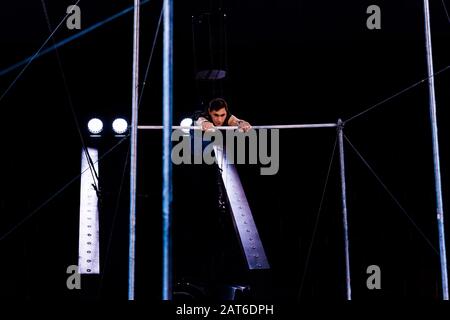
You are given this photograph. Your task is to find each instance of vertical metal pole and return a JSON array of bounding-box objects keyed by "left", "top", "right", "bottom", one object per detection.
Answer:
[
  {"left": 337, "top": 119, "right": 351, "bottom": 300},
  {"left": 162, "top": 0, "right": 174, "bottom": 301},
  {"left": 423, "top": 0, "right": 449, "bottom": 300},
  {"left": 128, "top": 0, "right": 140, "bottom": 300}
]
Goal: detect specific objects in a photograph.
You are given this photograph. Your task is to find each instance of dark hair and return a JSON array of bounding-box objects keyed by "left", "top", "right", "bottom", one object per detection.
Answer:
[{"left": 208, "top": 98, "right": 229, "bottom": 112}]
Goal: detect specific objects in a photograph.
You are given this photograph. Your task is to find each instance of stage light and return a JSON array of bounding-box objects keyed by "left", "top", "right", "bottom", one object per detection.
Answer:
[
  {"left": 112, "top": 118, "right": 128, "bottom": 134},
  {"left": 87, "top": 118, "right": 103, "bottom": 134},
  {"left": 180, "top": 118, "right": 193, "bottom": 134}
]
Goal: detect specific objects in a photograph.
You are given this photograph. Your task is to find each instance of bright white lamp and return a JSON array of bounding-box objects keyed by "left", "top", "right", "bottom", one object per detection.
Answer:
[
  {"left": 87, "top": 118, "right": 103, "bottom": 134},
  {"left": 112, "top": 118, "right": 128, "bottom": 134},
  {"left": 180, "top": 118, "right": 193, "bottom": 134}
]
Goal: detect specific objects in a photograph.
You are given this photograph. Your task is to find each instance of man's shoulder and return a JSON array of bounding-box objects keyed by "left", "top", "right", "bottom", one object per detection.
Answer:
[{"left": 193, "top": 110, "right": 208, "bottom": 120}]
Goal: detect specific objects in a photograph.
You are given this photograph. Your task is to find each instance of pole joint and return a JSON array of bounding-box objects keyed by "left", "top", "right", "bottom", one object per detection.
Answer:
[{"left": 337, "top": 118, "right": 345, "bottom": 132}]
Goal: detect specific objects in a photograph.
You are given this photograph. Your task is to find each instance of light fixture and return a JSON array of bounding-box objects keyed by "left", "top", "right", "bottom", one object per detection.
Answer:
[
  {"left": 180, "top": 118, "right": 193, "bottom": 135},
  {"left": 87, "top": 118, "right": 103, "bottom": 134},
  {"left": 112, "top": 118, "right": 128, "bottom": 135}
]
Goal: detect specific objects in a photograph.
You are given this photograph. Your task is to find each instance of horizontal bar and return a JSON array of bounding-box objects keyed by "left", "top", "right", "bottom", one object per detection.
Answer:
[
  {"left": 138, "top": 123, "right": 337, "bottom": 130},
  {"left": 252, "top": 124, "right": 337, "bottom": 129}
]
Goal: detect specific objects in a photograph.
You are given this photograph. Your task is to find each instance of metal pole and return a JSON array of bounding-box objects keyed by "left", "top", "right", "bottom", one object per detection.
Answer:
[
  {"left": 337, "top": 119, "right": 351, "bottom": 300},
  {"left": 128, "top": 0, "right": 140, "bottom": 300},
  {"left": 162, "top": 0, "right": 174, "bottom": 301},
  {"left": 423, "top": 0, "right": 449, "bottom": 300},
  {"left": 138, "top": 123, "right": 338, "bottom": 130}
]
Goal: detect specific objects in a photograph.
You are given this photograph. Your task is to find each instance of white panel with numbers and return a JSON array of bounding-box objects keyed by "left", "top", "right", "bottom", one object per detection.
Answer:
[{"left": 78, "top": 148, "right": 100, "bottom": 274}]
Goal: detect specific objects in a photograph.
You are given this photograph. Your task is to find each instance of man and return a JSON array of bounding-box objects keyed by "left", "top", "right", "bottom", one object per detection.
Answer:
[
  {"left": 195, "top": 98, "right": 252, "bottom": 132},
  {"left": 192, "top": 98, "right": 251, "bottom": 290}
]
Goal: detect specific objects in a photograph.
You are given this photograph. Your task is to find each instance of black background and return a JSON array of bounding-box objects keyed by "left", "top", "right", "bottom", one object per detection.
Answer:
[{"left": 0, "top": 0, "right": 449, "bottom": 302}]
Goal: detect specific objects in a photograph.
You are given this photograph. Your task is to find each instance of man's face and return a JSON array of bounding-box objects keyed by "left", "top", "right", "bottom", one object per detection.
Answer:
[{"left": 208, "top": 107, "right": 227, "bottom": 126}]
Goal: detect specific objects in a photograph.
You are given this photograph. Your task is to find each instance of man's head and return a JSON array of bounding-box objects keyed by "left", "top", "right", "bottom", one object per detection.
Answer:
[{"left": 208, "top": 98, "right": 229, "bottom": 126}]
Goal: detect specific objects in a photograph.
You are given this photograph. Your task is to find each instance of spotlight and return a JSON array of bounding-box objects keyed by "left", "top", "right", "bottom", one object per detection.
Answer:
[
  {"left": 88, "top": 118, "right": 103, "bottom": 134},
  {"left": 112, "top": 118, "right": 128, "bottom": 135},
  {"left": 180, "top": 118, "right": 193, "bottom": 134}
]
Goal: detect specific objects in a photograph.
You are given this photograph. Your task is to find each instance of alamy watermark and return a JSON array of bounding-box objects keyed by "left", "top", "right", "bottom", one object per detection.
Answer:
[
  {"left": 171, "top": 128, "right": 280, "bottom": 175},
  {"left": 366, "top": 5, "right": 381, "bottom": 30},
  {"left": 366, "top": 264, "right": 381, "bottom": 290},
  {"left": 66, "top": 5, "right": 81, "bottom": 30},
  {"left": 66, "top": 265, "right": 81, "bottom": 290}
]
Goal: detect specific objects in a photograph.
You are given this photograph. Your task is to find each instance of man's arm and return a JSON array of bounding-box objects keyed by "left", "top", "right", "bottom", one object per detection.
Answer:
[
  {"left": 228, "top": 115, "right": 252, "bottom": 132},
  {"left": 195, "top": 116, "right": 215, "bottom": 131}
]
